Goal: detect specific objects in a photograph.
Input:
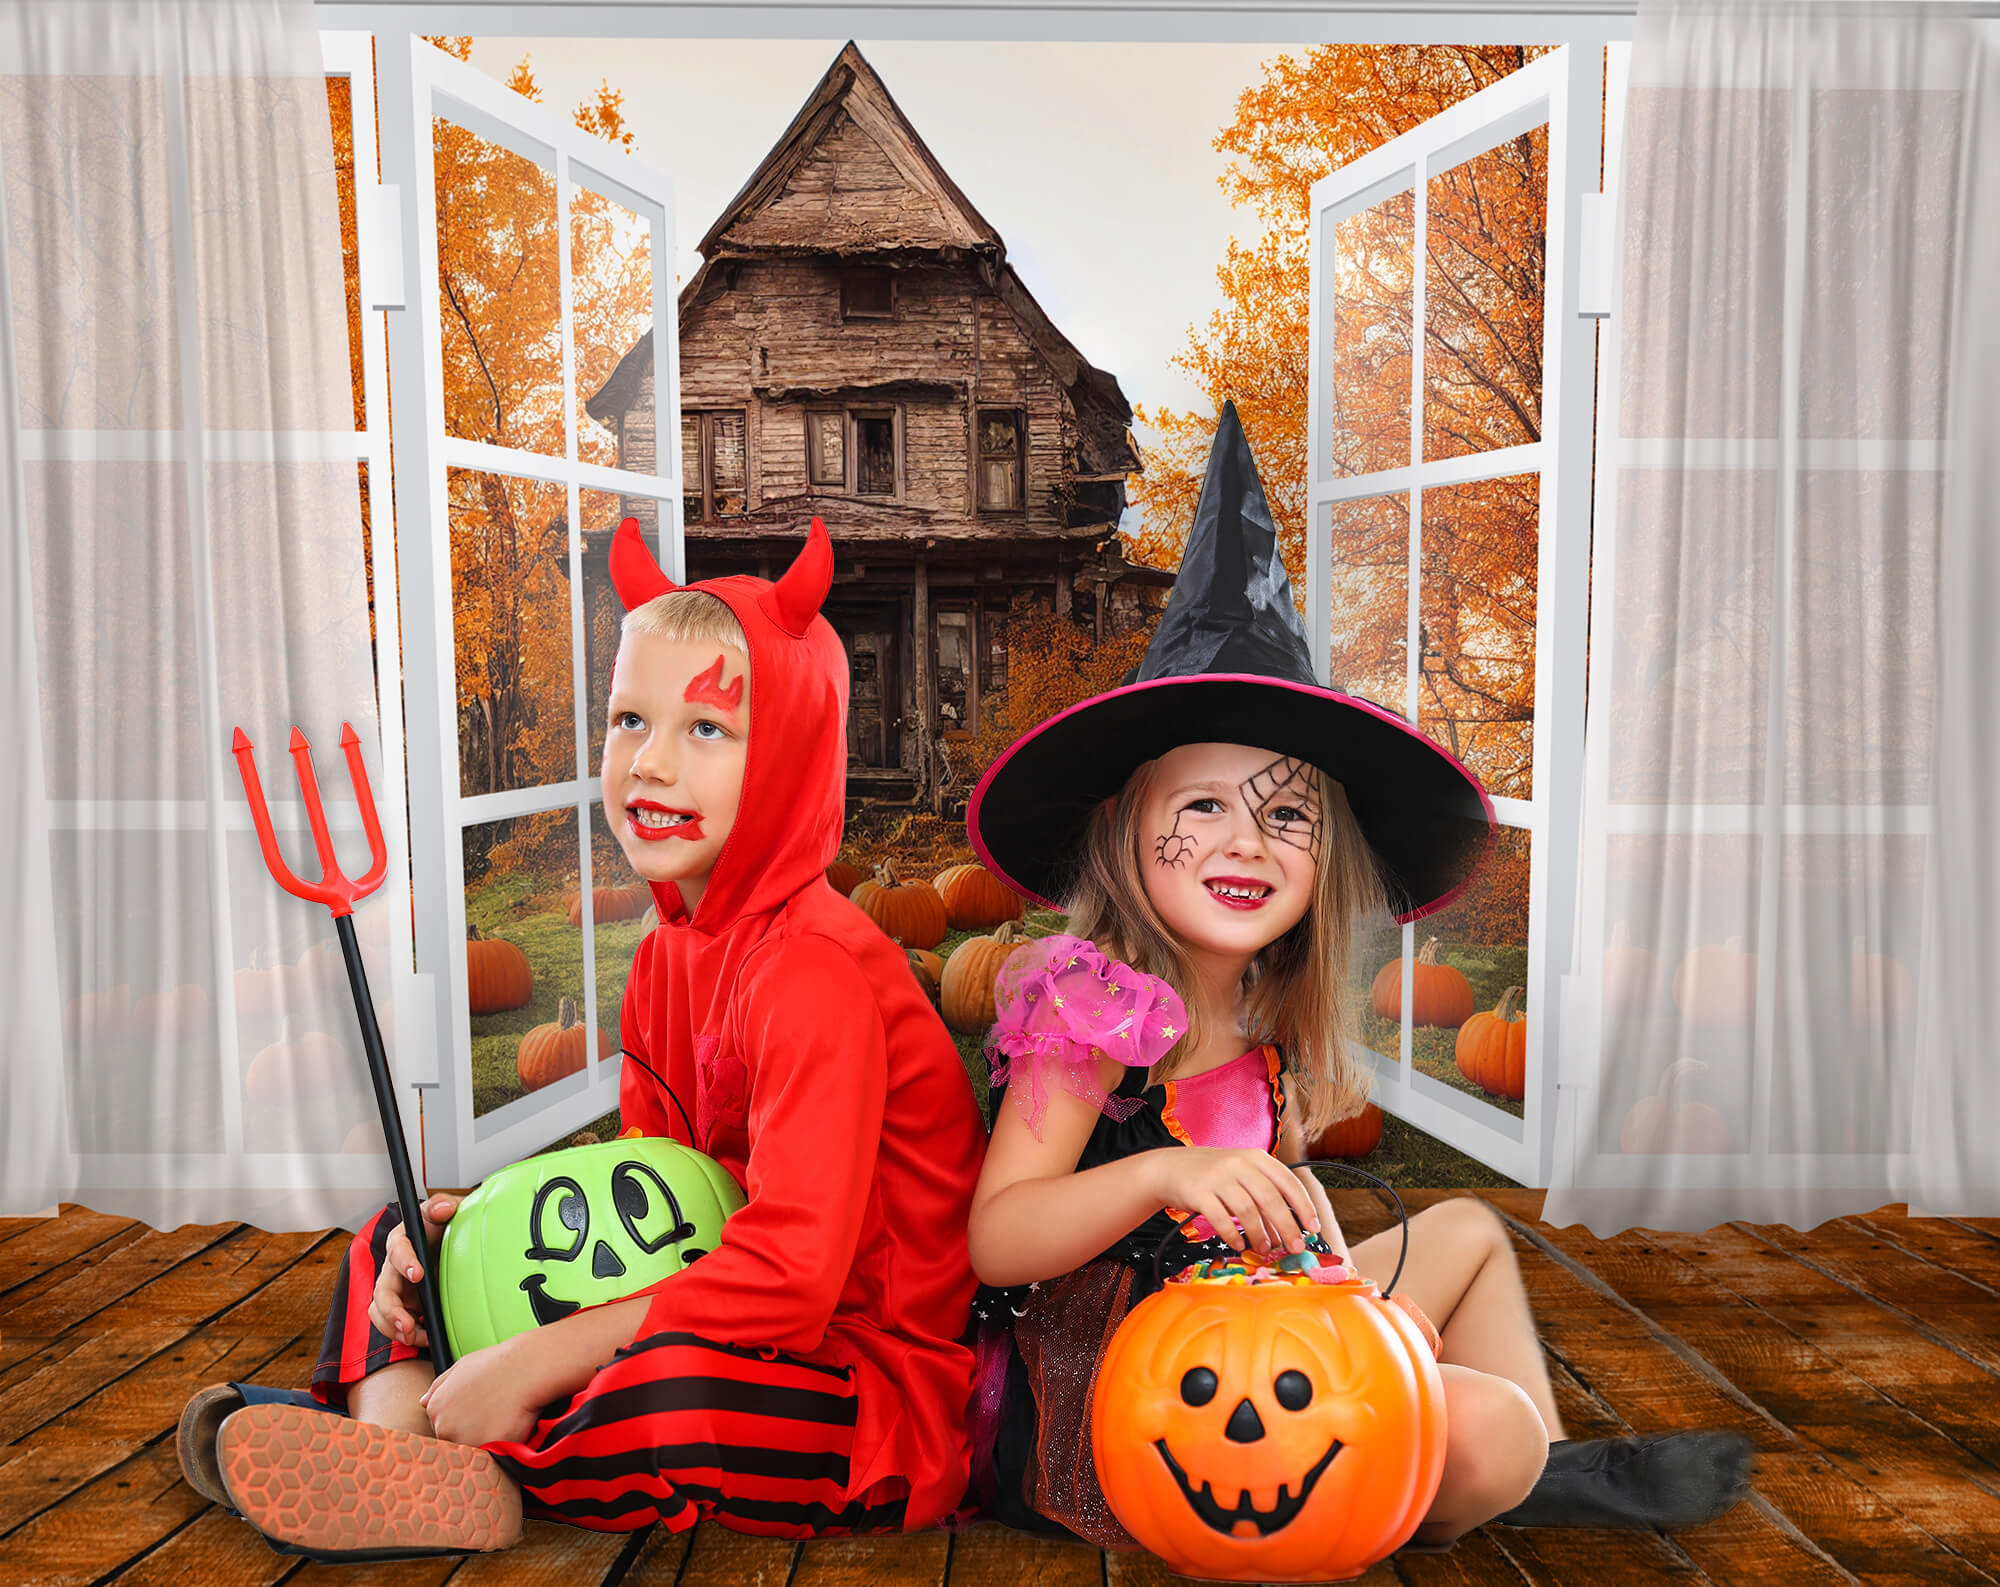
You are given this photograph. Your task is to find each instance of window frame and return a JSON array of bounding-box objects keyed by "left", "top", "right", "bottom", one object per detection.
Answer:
[
  {"left": 681, "top": 407, "right": 749, "bottom": 524},
  {"left": 803, "top": 403, "right": 904, "bottom": 501},
  {"left": 932, "top": 602, "right": 980, "bottom": 737},
  {"left": 840, "top": 267, "right": 894, "bottom": 320},
  {"left": 976, "top": 406, "right": 1026, "bottom": 513}
]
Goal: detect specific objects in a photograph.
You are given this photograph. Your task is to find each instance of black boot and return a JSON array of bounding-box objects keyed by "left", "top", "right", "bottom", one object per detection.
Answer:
[{"left": 1493, "top": 1432, "right": 1756, "bottom": 1531}]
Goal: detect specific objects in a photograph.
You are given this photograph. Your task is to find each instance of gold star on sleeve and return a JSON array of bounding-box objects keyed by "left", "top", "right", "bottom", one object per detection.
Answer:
[
  {"left": 1160, "top": 1022, "right": 1179, "bottom": 1039},
  {"left": 1051, "top": 993, "right": 1067, "bottom": 1010}
]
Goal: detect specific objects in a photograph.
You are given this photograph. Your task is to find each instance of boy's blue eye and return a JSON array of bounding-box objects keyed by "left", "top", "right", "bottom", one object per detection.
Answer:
[
  {"left": 691, "top": 721, "right": 726, "bottom": 741},
  {"left": 615, "top": 710, "right": 643, "bottom": 731}
]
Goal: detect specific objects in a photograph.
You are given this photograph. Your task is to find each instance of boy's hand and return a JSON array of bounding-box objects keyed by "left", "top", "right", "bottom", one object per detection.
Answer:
[
  {"left": 1148, "top": 1147, "right": 1321, "bottom": 1255},
  {"left": 367, "top": 1195, "right": 458, "bottom": 1349},
  {"left": 420, "top": 1335, "right": 550, "bottom": 1447}
]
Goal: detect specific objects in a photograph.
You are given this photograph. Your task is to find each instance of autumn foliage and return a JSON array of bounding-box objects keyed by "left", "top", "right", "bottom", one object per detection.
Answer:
[{"left": 1128, "top": 46, "right": 1549, "bottom": 804}]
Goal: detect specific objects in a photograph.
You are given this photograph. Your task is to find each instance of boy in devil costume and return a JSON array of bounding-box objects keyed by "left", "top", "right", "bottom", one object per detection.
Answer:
[{"left": 181, "top": 519, "right": 987, "bottom": 1558}]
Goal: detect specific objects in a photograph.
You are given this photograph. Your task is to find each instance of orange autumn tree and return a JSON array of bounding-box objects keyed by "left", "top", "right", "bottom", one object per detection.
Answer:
[
  {"left": 424, "top": 37, "right": 654, "bottom": 886},
  {"left": 1130, "top": 46, "right": 1548, "bottom": 806}
]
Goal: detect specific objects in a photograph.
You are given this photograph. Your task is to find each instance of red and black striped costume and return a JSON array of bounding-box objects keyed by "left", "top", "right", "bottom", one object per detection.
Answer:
[{"left": 310, "top": 522, "right": 989, "bottom": 1535}]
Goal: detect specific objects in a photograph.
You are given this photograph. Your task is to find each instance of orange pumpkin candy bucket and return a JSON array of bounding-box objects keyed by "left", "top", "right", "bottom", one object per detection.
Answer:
[{"left": 1090, "top": 1163, "right": 1447, "bottom": 1582}]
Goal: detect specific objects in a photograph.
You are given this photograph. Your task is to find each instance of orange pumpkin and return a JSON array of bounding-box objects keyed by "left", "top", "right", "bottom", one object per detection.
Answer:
[
  {"left": 64, "top": 982, "right": 131, "bottom": 1043},
  {"left": 1092, "top": 1263, "right": 1446, "bottom": 1581},
  {"left": 233, "top": 950, "right": 294, "bottom": 1019},
  {"left": 1369, "top": 936, "right": 1474, "bottom": 1029},
  {"left": 1455, "top": 986, "right": 1526, "bottom": 1100},
  {"left": 295, "top": 937, "right": 347, "bottom": 1001},
  {"left": 1671, "top": 936, "right": 1776, "bottom": 1027},
  {"left": 939, "top": 919, "right": 1035, "bottom": 1034},
  {"left": 517, "top": 996, "right": 611, "bottom": 1091},
  {"left": 1619, "top": 1058, "right": 1733, "bottom": 1154},
  {"left": 905, "top": 946, "right": 944, "bottom": 1005},
  {"left": 933, "top": 862, "right": 1025, "bottom": 930},
  {"left": 1310, "top": 1101, "right": 1384, "bottom": 1160},
  {"left": 826, "top": 859, "right": 866, "bottom": 897},
  {"left": 245, "top": 1020, "right": 351, "bottom": 1105},
  {"left": 1601, "top": 920, "right": 1660, "bottom": 1017},
  {"left": 1850, "top": 935, "right": 1913, "bottom": 1027},
  {"left": 133, "top": 981, "right": 211, "bottom": 1041},
  {"left": 566, "top": 885, "right": 651, "bottom": 926},
  {"left": 466, "top": 925, "right": 534, "bottom": 1014},
  {"left": 850, "top": 861, "right": 948, "bottom": 951}
]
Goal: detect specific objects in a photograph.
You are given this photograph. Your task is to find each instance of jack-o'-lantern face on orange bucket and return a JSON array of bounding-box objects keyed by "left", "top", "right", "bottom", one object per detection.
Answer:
[{"left": 1091, "top": 1270, "right": 1447, "bottom": 1582}]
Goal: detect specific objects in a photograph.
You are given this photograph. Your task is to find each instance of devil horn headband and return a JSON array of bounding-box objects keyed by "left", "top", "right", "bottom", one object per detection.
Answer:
[{"left": 608, "top": 516, "right": 833, "bottom": 635}]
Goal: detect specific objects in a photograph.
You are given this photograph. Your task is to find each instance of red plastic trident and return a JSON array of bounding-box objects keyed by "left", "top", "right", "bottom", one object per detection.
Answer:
[
  {"left": 231, "top": 724, "right": 387, "bottom": 918},
  {"left": 230, "top": 721, "right": 454, "bottom": 1367}
]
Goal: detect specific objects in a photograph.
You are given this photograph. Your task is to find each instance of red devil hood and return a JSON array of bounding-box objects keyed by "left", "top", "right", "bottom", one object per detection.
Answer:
[{"left": 611, "top": 517, "right": 847, "bottom": 934}]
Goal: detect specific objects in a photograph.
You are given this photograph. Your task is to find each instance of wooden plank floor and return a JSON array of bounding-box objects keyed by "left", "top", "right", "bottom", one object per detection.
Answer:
[{"left": 4, "top": 1191, "right": 1997, "bottom": 1586}]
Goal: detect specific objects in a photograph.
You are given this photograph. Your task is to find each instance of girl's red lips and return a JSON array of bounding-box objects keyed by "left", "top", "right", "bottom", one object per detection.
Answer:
[{"left": 1203, "top": 875, "right": 1273, "bottom": 910}]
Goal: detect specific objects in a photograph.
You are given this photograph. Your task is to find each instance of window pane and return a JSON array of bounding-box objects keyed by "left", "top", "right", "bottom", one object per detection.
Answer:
[
  {"left": 572, "top": 184, "right": 653, "bottom": 469},
  {"left": 448, "top": 468, "right": 574, "bottom": 797},
  {"left": 434, "top": 116, "right": 562, "bottom": 455},
  {"left": 979, "top": 412, "right": 1020, "bottom": 456},
  {"left": 808, "top": 412, "right": 845, "bottom": 487},
  {"left": 1330, "top": 190, "right": 1414, "bottom": 478},
  {"left": 710, "top": 411, "right": 746, "bottom": 515},
  {"left": 980, "top": 458, "right": 1018, "bottom": 511},
  {"left": 856, "top": 415, "right": 895, "bottom": 494},
  {"left": 936, "top": 610, "right": 971, "bottom": 729},
  {"left": 327, "top": 75, "right": 365, "bottom": 431},
  {"left": 843, "top": 271, "right": 892, "bottom": 317},
  {"left": 589, "top": 799, "right": 650, "bottom": 1061},
  {"left": 1424, "top": 127, "right": 1547, "bottom": 462},
  {"left": 1325, "top": 494, "right": 1409, "bottom": 718},
  {"left": 581, "top": 486, "right": 631, "bottom": 772},
  {"left": 1418, "top": 473, "right": 1538, "bottom": 800},
  {"left": 1414, "top": 824, "right": 1531, "bottom": 1120},
  {"left": 1350, "top": 914, "right": 1407, "bottom": 1071},
  {"left": 680, "top": 413, "right": 703, "bottom": 525},
  {"left": 464, "top": 808, "right": 590, "bottom": 1120}
]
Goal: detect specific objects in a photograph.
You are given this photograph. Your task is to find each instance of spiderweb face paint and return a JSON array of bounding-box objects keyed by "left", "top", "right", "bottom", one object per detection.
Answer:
[
  {"left": 1154, "top": 807, "right": 1197, "bottom": 869},
  {"left": 683, "top": 654, "right": 744, "bottom": 715},
  {"left": 1241, "top": 755, "right": 1322, "bottom": 860}
]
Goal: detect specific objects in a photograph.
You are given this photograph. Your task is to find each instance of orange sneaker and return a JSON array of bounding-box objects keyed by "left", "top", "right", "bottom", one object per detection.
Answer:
[{"left": 215, "top": 1402, "right": 522, "bottom": 1561}]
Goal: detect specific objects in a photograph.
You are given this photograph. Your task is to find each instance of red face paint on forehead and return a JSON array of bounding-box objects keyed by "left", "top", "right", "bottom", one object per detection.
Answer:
[{"left": 683, "top": 654, "right": 744, "bottom": 715}]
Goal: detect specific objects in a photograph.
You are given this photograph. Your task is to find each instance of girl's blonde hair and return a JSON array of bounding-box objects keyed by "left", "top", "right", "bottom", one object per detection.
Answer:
[
  {"left": 1062, "top": 755, "right": 1391, "bottom": 1142},
  {"left": 621, "top": 589, "right": 747, "bottom": 652}
]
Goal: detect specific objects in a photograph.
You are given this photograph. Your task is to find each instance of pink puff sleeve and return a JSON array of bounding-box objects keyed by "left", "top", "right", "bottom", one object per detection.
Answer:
[{"left": 984, "top": 933, "right": 1188, "bottom": 1140}]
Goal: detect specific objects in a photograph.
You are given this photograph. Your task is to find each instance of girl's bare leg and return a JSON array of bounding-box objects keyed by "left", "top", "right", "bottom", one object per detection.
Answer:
[
  {"left": 346, "top": 1358, "right": 438, "bottom": 1438},
  {"left": 1408, "top": 1365, "right": 1548, "bottom": 1546},
  {"left": 1346, "top": 1196, "right": 1567, "bottom": 1440}
]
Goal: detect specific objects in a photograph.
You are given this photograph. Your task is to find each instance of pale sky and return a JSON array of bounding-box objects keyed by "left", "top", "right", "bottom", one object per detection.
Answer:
[{"left": 465, "top": 37, "right": 1308, "bottom": 476}]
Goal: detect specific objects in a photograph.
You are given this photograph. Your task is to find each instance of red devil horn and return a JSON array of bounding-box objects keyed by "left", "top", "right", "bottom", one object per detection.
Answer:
[
  {"left": 764, "top": 518, "right": 833, "bottom": 637},
  {"left": 609, "top": 517, "right": 676, "bottom": 610}
]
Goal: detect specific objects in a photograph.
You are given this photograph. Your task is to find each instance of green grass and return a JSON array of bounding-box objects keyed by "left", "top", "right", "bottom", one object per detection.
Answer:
[{"left": 466, "top": 871, "right": 650, "bottom": 1119}]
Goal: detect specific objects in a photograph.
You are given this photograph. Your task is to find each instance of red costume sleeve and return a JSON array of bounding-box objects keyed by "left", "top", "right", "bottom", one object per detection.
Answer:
[{"left": 631, "top": 933, "right": 886, "bottom": 1354}]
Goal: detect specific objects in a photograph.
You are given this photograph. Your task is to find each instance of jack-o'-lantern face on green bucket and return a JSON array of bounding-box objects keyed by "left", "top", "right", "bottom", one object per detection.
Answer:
[{"left": 440, "top": 1136, "right": 744, "bottom": 1355}]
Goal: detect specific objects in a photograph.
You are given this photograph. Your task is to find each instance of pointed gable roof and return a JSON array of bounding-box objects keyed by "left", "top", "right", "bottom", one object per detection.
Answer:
[{"left": 697, "top": 41, "right": 1001, "bottom": 259}]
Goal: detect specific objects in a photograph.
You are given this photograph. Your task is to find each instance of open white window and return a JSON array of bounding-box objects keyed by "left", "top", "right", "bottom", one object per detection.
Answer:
[
  {"left": 367, "top": 38, "right": 683, "bottom": 1186},
  {"left": 1305, "top": 47, "right": 1604, "bottom": 1186}
]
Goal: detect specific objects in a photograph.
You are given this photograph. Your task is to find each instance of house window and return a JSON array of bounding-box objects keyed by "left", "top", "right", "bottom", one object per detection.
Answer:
[
  {"left": 807, "top": 410, "right": 844, "bottom": 488},
  {"left": 935, "top": 606, "right": 974, "bottom": 734},
  {"left": 681, "top": 410, "right": 747, "bottom": 523},
  {"left": 804, "top": 407, "right": 901, "bottom": 499},
  {"left": 855, "top": 410, "right": 896, "bottom": 494},
  {"left": 841, "top": 269, "right": 893, "bottom": 319},
  {"left": 978, "top": 408, "right": 1024, "bottom": 511}
]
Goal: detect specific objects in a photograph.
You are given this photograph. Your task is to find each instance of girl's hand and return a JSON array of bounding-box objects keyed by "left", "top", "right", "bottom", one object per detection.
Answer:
[
  {"left": 1291, "top": 1165, "right": 1351, "bottom": 1264},
  {"left": 367, "top": 1195, "right": 458, "bottom": 1349},
  {"left": 1148, "top": 1148, "right": 1322, "bottom": 1255},
  {"left": 420, "top": 1335, "right": 549, "bottom": 1447}
]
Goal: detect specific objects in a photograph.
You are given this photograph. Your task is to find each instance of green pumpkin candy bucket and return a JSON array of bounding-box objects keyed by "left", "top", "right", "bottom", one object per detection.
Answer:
[{"left": 440, "top": 1134, "right": 744, "bottom": 1354}]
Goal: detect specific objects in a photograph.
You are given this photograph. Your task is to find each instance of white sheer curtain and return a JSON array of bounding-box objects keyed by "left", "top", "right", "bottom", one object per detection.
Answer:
[
  {"left": 1548, "top": 1, "right": 1999, "bottom": 1233},
  {"left": 1, "top": 0, "right": 406, "bottom": 1231}
]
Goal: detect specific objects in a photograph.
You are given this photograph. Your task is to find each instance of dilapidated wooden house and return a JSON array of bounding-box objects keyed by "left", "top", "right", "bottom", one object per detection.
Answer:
[{"left": 587, "top": 41, "right": 1170, "bottom": 811}]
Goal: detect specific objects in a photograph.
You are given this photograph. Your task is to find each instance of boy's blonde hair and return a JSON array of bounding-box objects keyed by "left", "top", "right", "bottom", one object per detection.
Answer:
[
  {"left": 1062, "top": 756, "right": 1390, "bottom": 1142},
  {"left": 622, "top": 589, "right": 748, "bottom": 653}
]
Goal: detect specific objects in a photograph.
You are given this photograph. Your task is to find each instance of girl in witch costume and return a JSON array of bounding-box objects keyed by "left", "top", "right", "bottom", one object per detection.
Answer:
[
  {"left": 963, "top": 403, "right": 1755, "bottom": 1551},
  {"left": 178, "top": 520, "right": 988, "bottom": 1560}
]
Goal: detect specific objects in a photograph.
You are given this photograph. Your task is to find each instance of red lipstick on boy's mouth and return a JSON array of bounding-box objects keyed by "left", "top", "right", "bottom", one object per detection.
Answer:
[
  {"left": 627, "top": 800, "right": 703, "bottom": 841},
  {"left": 1203, "top": 875, "right": 1273, "bottom": 910}
]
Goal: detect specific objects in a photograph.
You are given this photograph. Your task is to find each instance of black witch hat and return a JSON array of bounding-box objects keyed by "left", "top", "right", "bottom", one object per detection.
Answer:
[{"left": 967, "top": 400, "right": 1492, "bottom": 920}]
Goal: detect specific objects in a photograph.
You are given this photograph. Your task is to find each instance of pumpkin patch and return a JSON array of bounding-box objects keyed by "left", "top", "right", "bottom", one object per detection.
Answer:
[
  {"left": 933, "top": 862, "right": 1024, "bottom": 930},
  {"left": 940, "top": 919, "right": 1036, "bottom": 1034},
  {"left": 850, "top": 861, "right": 948, "bottom": 950},
  {"left": 466, "top": 925, "right": 534, "bottom": 1013},
  {"left": 1370, "top": 936, "right": 1474, "bottom": 1029},
  {"left": 517, "top": 995, "right": 612, "bottom": 1091},
  {"left": 1455, "top": 986, "right": 1526, "bottom": 1100}
]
